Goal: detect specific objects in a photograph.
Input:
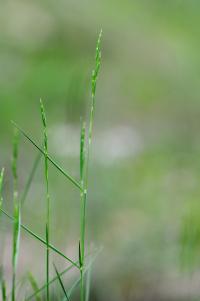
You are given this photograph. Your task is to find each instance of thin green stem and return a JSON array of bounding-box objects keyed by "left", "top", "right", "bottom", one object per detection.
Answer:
[
  {"left": 12, "top": 129, "right": 21, "bottom": 301},
  {"left": 40, "top": 99, "right": 50, "bottom": 301},
  {"left": 79, "top": 30, "right": 102, "bottom": 301}
]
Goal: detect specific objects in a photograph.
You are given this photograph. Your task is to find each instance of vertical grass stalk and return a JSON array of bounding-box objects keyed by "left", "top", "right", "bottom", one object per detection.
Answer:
[
  {"left": 80, "top": 121, "right": 86, "bottom": 301},
  {"left": 12, "top": 129, "right": 21, "bottom": 301},
  {"left": 79, "top": 30, "right": 102, "bottom": 301},
  {"left": 40, "top": 99, "right": 50, "bottom": 301}
]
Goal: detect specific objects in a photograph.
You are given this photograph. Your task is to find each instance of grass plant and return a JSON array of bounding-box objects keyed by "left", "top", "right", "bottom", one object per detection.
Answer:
[{"left": 0, "top": 31, "right": 102, "bottom": 301}]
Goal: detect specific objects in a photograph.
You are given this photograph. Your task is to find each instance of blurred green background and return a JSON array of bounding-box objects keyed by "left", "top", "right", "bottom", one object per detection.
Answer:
[{"left": 1, "top": 0, "right": 200, "bottom": 300}]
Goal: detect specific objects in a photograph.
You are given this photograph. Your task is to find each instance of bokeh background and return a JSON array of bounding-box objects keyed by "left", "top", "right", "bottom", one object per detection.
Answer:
[{"left": 1, "top": 1, "right": 200, "bottom": 300}]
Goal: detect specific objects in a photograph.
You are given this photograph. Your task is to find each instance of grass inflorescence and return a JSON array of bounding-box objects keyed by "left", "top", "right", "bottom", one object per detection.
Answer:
[{"left": 0, "top": 31, "right": 102, "bottom": 301}]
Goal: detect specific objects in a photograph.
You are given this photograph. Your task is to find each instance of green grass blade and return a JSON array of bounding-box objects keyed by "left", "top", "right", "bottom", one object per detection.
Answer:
[
  {"left": 0, "top": 208, "right": 79, "bottom": 268},
  {"left": 53, "top": 263, "right": 69, "bottom": 301},
  {"left": 1, "top": 279, "right": 6, "bottom": 301},
  {"left": 63, "top": 247, "right": 103, "bottom": 301},
  {"left": 25, "top": 261, "right": 78, "bottom": 301},
  {"left": 79, "top": 240, "right": 82, "bottom": 268},
  {"left": 27, "top": 272, "right": 42, "bottom": 301},
  {"left": 25, "top": 249, "right": 96, "bottom": 301},
  {"left": 12, "top": 129, "right": 21, "bottom": 301},
  {"left": 21, "top": 152, "right": 42, "bottom": 206},
  {"left": 40, "top": 99, "right": 50, "bottom": 301},
  {"left": 0, "top": 268, "right": 7, "bottom": 301},
  {"left": 12, "top": 203, "right": 21, "bottom": 301},
  {"left": 11, "top": 121, "right": 82, "bottom": 191}
]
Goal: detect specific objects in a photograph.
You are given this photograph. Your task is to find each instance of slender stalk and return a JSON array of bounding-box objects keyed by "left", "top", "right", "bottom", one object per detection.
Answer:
[
  {"left": 79, "top": 121, "right": 86, "bottom": 301},
  {"left": 40, "top": 99, "right": 50, "bottom": 301},
  {"left": 11, "top": 129, "right": 21, "bottom": 301},
  {"left": 79, "top": 30, "right": 102, "bottom": 301}
]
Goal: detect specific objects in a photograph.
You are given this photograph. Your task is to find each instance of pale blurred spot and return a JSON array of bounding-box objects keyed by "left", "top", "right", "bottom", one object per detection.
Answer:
[{"left": 50, "top": 123, "right": 142, "bottom": 165}]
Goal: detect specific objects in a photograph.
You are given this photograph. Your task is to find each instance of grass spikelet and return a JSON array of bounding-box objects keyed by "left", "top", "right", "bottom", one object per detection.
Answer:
[
  {"left": 91, "top": 29, "right": 102, "bottom": 99},
  {"left": 40, "top": 99, "right": 50, "bottom": 301},
  {"left": 53, "top": 264, "right": 69, "bottom": 301},
  {"left": 89, "top": 29, "right": 102, "bottom": 149}
]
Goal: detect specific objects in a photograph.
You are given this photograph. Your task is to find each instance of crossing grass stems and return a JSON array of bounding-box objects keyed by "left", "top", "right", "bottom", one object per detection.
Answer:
[{"left": 0, "top": 31, "right": 102, "bottom": 301}]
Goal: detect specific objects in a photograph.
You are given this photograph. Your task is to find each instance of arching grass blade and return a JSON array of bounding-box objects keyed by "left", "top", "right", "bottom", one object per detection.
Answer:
[
  {"left": 11, "top": 121, "right": 82, "bottom": 191},
  {"left": 0, "top": 208, "right": 79, "bottom": 268}
]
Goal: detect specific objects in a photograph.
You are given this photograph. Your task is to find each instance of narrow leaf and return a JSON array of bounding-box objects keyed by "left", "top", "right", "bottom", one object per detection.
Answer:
[
  {"left": 1, "top": 279, "right": 6, "bottom": 301},
  {"left": 62, "top": 247, "right": 103, "bottom": 301},
  {"left": 12, "top": 121, "right": 82, "bottom": 191},
  {"left": 26, "top": 261, "right": 77, "bottom": 301},
  {"left": 0, "top": 267, "right": 7, "bottom": 301},
  {"left": 79, "top": 240, "right": 82, "bottom": 268},
  {"left": 0, "top": 208, "right": 79, "bottom": 268},
  {"left": 53, "top": 263, "right": 69, "bottom": 301}
]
